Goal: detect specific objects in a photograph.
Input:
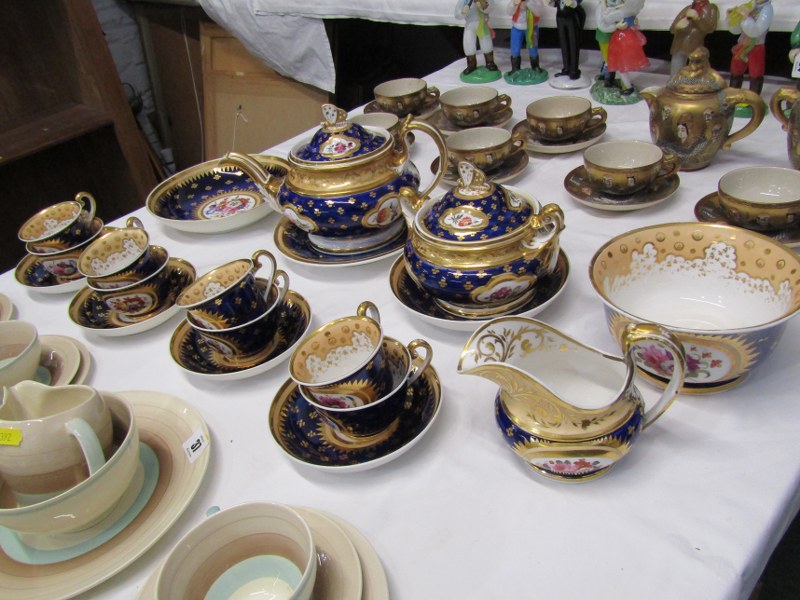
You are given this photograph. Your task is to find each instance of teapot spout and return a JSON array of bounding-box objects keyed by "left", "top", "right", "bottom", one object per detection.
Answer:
[
  {"left": 221, "top": 152, "right": 288, "bottom": 212},
  {"left": 638, "top": 86, "right": 659, "bottom": 110}
]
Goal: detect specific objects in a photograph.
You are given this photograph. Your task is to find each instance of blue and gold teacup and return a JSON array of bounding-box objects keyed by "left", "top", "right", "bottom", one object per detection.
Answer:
[
  {"left": 290, "top": 301, "right": 392, "bottom": 406},
  {"left": 299, "top": 337, "right": 432, "bottom": 438},
  {"left": 93, "top": 256, "right": 175, "bottom": 319},
  {"left": 18, "top": 192, "right": 97, "bottom": 255},
  {"left": 188, "top": 274, "right": 290, "bottom": 362},
  {"left": 176, "top": 249, "right": 279, "bottom": 329}
]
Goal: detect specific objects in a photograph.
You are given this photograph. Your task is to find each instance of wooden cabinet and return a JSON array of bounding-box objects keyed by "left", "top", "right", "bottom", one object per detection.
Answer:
[
  {"left": 200, "top": 22, "right": 329, "bottom": 157},
  {"left": 0, "top": 0, "right": 159, "bottom": 272}
]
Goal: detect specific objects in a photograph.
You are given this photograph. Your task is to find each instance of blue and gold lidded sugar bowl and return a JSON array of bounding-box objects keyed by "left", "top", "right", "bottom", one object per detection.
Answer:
[
  {"left": 223, "top": 104, "right": 447, "bottom": 253},
  {"left": 403, "top": 162, "right": 565, "bottom": 317}
]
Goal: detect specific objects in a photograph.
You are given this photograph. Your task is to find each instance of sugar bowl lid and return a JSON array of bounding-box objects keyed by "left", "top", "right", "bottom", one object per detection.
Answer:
[
  {"left": 420, "top": 162, "right": 533, "bottom": 242},
  {"left": 292, "top": 104, "right": 389, "bottom": 163}
]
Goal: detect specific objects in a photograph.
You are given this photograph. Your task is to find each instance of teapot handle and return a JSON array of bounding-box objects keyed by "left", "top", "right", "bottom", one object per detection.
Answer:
[
  {"left": 524, "top": 203, "right": 564, "bottom": 249},
  {"left": 621, "top": 323, "right": 686, "bottom": 429},
  {"left": 722, "top": 88, "right": 766, "bottom": 150},
  {"left": 770, "top": 87, "right": 800, "bottom": 131},
  {"left": 397, "top": 117, "right": 448, "bottom": 212},
  {"left": 221, "top": 152, "right": 289, "bottom": 212}
]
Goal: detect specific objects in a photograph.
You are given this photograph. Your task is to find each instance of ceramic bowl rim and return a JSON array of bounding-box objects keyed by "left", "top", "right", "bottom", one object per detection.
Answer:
[{"left": 718, "top": 166, "right": 800, "bottom": 208}]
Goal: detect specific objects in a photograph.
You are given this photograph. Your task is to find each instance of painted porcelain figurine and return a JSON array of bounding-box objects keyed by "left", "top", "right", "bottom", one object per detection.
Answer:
[
  {"left": 669, "top": 1, "right": 719, "bottom": 76},
  {"left": 640, "top": 47, "right": 765, "bottom": 170},
  {"left": 403, "top": 162, "right": 564, "bottom": 317},
  {"left": 549, "top": 0, "right": 589, "bottom": 89},
  {"left": 727, "top": 0, "right": 772, "bottom": 100},
  {"left": 789, "top": 18, "right": 800, "bottom": 89},
  {"left": 504, "top": 0, "right": 548, "bottom": 85},
  {"left": 593, "top": 0, "right": 648, "bottom": 104},
  {"left": 456, "top": 0, "right": 501, "bottom": 82},
  {"left": 458, "top": 318, "right": 686, "bottom": 482}
]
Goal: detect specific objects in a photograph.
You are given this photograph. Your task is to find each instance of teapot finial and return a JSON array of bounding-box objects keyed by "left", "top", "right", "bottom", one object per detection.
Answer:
[
  {"left": 667, "top": 46, "right": 725, "bottom": 93},
  {"left": 321, "top": 104, "right": 349, "bottom": 133},
  {"left": 456, "top": 162, "right": 493, "bottom": 197}
]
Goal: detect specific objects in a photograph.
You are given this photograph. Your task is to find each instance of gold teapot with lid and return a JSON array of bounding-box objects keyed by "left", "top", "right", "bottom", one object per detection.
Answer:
[{"left": 639, "top": 47, "right": 765, "bottom": 171}]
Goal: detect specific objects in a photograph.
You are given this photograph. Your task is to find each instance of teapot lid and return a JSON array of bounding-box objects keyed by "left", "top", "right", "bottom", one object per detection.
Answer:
[
  {"left": 666, "top": 47, "right": 726, "bottom": 94},
  {"left": 420, "top": 162, "right": 532, "bottom": 242},
  {"left": 293, "top": 104, "right": 389, "bottom": 163}
]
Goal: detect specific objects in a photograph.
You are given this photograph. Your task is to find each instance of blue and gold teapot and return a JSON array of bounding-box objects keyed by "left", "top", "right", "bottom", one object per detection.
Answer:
[
  {"left": 403, "top": 162, "right": 564, "bottom": 317},
  {"left": 223, "top": 105, "right": 447, "bottom": 252}
]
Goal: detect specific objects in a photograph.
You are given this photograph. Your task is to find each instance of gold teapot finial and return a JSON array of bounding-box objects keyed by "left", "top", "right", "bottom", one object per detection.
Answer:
[
  {"left": 456, "top": 161, "right": 493, "bottom": 197},
  {"left": 668, "top": 46, "right": 726, "bottom": 94},
  {"left": 321, "top": 104, "right": 349, "bottom": 133}
]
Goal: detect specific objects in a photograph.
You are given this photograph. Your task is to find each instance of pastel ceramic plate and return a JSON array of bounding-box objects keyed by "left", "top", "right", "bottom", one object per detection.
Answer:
[
  {"left": 564, "top": 165, "right": 680, "bottom": 212},
  {"left": 170, "top": 289, "right": 312, "bottom": 380},
  {"left": 146, "top": 159, "right": 277, "bottom": 233},
  {"left": 68, "top": 258, "right": 195, "bottom": 337},
  {"left": 512, "top": 120, "right": 606, "bottom": 155},
  {"left": 270, "top": 365, "right": 441, "bottom": 472},
  {"left": 423, "top": 106, "right": 514, "bottom": 136},
  {"left": 274, "top": 218, "right": 406, "bottom": 267},
  {"left": 0, "top": 294, "right": 13, "bottom": 320},
  {"left": 0, "top": 390, "right": 210, "bottom": 600},
  {"left": 694, "top": 192, "right": 800, "bottom": 248},
  {"left": 294, "top": 507, "right": 363, "bottom": 600},
  {"left": 431, "top": 147, "right": 529, "bottom": 185},
  {"left": 363, "top": 99, "right": 439, "bottom": 120},
  {"left": 14, "top": 218, "right": 106, "bottom": 294},
  {"left": 39, "top": 335, "right": 85, "bottom": 386},
  {"left": 389, "top": 251, "right": 569, "bottom": 332}
]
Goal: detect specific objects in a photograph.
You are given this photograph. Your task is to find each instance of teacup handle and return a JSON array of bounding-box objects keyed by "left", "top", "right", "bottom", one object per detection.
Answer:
[
  {"left": 271, "top": 269, "right": 290, "bottom": 308},
  {"left": 251, "top": 249, "right": 278, "bottom": 290},
  {"left": 655, "top": 152, "right": 680, "bottom": 181},
  {"left": 64, "top": 417, "right": 106, "bottom": 475},
  {"left": 495, "top": 93, "right": 511, "bottom": 112},
  {"left": 125, "top": 216, "right": 146, "bottom": 230},
  {"left": 770, "top": 87, "right": 800, "bottom": 131},
  {"left": 583, "top": 106, "right": 607, "bottom": 135},
  {"left": 356, "top": 300, "right": 381, "bottom": 324},
  {"left": 74, "top": 192, "right": 96, "bottom": 221},
  {"left": 510, "top": 129, "right": 528, "bottom": 153},
  {"left": 406, "top": 339, "right": 432, "bottom": 386},
  {"left": 620, "top": 323, "right": 687, "bottom": 429},
  {"left": 423, "top": 86, "right": 440, "bottom": 107}
]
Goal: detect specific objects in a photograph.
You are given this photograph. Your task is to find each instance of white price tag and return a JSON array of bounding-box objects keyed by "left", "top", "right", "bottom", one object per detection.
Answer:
[
  {"left": 182, "top": 428, "right": 209, "bottom": 463},
  {"left": 792, "top": 53, "right": 800, "bottom": 79}
]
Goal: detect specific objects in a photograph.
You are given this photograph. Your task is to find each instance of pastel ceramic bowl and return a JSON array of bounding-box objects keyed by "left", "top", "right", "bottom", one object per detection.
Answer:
[
  {"left": 289, "top": 301, "right": 392, "bottom": 405},
  {"left": 526, "top": 96, "right": 607, "bottom": 142},
  {"left": 0, "top": 393, "right": 140, "bottom": 535},
  {"left": 590, "top": 222, "right": 800, "bottom": 393},
  {"left": 583, "top": 140, "right": 680, "bottom": 195},
  {"left": 373, "top": 77, "right": 439, "bottom": 116},
  {"left": 440, "top": 86, "right": 511, "bottom": 128},
  {"left": 155, "top": 502, "right": 317, "bottom": 600},
  {"left": 0, "top": 321, "right": 40, "bottom": 387},
  {"left": 177, "top": 250, "right": 278, "bottom": 329},
  {"left": 446, "top": 127, "right": 525, "bottom": 172},
  {"left": 717, "top": 166, "right": 800, "bottom": 231},
  {"left": 17, "top": 192, "right": 97, "bottom": 254}
]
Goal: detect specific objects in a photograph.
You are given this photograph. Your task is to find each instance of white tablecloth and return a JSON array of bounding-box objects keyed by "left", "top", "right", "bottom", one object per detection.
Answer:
[{"left": 7, "top": 48, "right": 800, "bottom": 600}]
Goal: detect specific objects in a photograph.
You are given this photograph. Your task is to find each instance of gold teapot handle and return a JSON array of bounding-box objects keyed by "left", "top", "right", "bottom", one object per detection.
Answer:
[
  {"left": 397, "top": 116, "right": 448, "bottom": 212},
  {"left": 770, "top": 87, "right": 800, "bottom": 131},
  {"left": 525, "top": 203, "right": 564, "bottom": 249},
  {"left": 722, "top": 88, "right": 766, "bottom": 150},
  {"left": 621, "top": 323, "right": 686, "bottom": 428},
  {"left": 221, "top": 152, "right": 289, "bottom": 212}
]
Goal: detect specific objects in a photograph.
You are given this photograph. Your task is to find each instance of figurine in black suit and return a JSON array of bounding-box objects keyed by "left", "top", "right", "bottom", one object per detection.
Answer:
[{"left": 551, "top": 0, "right": 586, "bottom": 79}]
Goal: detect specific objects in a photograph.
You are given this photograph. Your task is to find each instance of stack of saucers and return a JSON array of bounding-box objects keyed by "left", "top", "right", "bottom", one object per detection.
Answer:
[
  {"left": 15, "top": 191, "right": 104, "bottom": 293},
  {"left": 138, "top": 502, "right": 389, "bottom": 599}
]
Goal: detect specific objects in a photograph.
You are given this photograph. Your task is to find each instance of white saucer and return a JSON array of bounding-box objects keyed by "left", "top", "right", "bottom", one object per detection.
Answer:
[
  {"left": 0, "top": 390, "right": 210, "bottom": 600},
  {"left": 39, "top": 335, "right": 84, "bottom": 386},
  {"left": 0, "top": 294, "right": 13, "bottom": 320}
]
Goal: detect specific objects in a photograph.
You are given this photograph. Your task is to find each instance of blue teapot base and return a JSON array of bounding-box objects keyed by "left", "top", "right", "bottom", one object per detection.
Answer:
[
  {"left": 307, "top": 218, "right": 405, "bottom": 254},
  {"left": 433, "top": 288, "right": 534, "bottom": 318}
]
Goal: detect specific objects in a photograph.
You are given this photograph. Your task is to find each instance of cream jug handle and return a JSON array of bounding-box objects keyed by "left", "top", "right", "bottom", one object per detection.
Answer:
[
  {"left": 221, "top": 152, "right": 288, "bottom": 212},
  {"left": 722, "top": 88, "right": 766, "bottom": 150},
  {"left": 621, "top": 323, "right": 686, "bottom": 428},
  {"left": 64, "top": 418, "right": 106, "bottom": 475},
  {"left": 397, "top": 117, "right": 448, "bottom": 212}
]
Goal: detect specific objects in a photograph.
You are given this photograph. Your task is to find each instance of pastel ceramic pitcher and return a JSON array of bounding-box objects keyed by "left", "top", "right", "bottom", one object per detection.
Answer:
[{"left": 458, "top": 318, "right": 685, "bottom": 482}]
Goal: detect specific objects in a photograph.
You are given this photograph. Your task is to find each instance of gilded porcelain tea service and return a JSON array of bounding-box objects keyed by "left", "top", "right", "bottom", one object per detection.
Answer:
[
  {"left": 432, "top": 125, "right": 529, "bottom": 185},
  {"left": 511, "top": 96, "right": 607, "bottom": 155}
]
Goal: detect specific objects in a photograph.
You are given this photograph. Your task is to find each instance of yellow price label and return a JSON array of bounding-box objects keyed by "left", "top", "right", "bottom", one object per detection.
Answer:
[{"left": 0, "top": 429, "right": 22, "bottom": 446}]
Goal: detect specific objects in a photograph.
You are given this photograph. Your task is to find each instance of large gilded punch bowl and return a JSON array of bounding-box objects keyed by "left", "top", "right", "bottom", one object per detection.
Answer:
[{"left": 589, "top": 223, "right": 800, "bottom": 393}]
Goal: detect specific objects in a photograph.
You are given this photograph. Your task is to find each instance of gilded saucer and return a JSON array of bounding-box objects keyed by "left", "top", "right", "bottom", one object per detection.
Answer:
[
  {"left": 564, "top": 165, "right": 680, "bottom": 212},
  {"left": 0, "top": 390, "right": 210, "bottom": 600},
  {"left": 170, "top": 289, "right": 312, "bottom": 380},
  {"left": 363, "top": 99, "right": 439, "bottom": 120},
  {"left": 512, "top": 120, "right": 606, "bottom": 155},
  {"left": 274, "top": 218, "right": 406, "bottom": 267},
  {"left": 0, "top": 294, "right": 12, "bottom": 321},
  {"left": 431, "top": 147, "right": 529, "bottom": 185},
  {"left": 270, "top": 365, "right": 441, "bottom": 472},
  {"left": 423, "top": 106, "right": 514, "bottom": 136},
  {"left": 694, "top": 192, "right": 800, "bottom": 248},
  {"left": 389, "top": 251, "right": 569, "bottom": 332},
  {"left": 68, "top": 258, "right": 195, "bottom": 337}
]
